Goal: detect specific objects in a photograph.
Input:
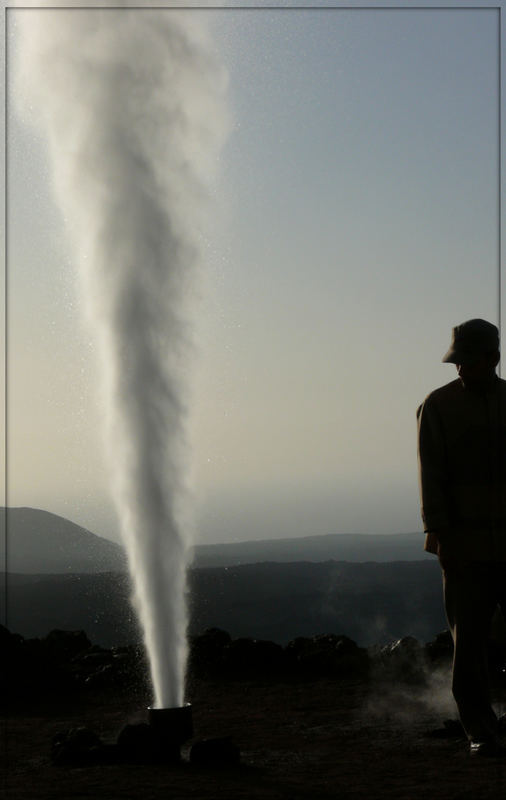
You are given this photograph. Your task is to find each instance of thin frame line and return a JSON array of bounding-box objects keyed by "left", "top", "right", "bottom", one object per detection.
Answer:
[
  {"left": 3, "top": 5, "right": 502, "bottom": 10},
  {"left": 3, "top": 7, "right": 8, "bottom": 633},
  {"left": 500, "top": 5, "right": 503, "bottom": 367}
]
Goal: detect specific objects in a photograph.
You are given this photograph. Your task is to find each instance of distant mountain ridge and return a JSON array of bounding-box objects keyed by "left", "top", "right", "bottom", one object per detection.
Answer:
[
  {"left": 193, "top": 531, "right": 431, "bottom": 567},
  {"left": 1, "top": 507, "right": 430, "bottom": 574},
  {"left": 1, "top": 508, "right": 443, "bottom": 650},
  {"left": 1, "top": 507, "right": 127, "bottom": 574}
]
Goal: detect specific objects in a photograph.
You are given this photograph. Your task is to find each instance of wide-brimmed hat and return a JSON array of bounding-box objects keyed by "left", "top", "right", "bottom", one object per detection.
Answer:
[{"left": 442, "top": 318, "right": 500, "bottom": 364}]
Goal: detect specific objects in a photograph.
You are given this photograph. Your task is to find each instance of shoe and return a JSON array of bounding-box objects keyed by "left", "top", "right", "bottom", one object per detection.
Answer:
[{"left": 469, "top": 739, "right": 506, "bottom": 758}]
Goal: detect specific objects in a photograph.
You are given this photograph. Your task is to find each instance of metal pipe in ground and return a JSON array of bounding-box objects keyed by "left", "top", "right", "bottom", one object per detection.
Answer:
[{"left": 148, "top": 703, "right": 193, "bottom": 755}]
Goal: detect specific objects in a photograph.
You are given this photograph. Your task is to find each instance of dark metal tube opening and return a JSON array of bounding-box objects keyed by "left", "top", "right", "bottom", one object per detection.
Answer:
[{"left": 147, "top": 703, "right": 193, "bottom": 747}]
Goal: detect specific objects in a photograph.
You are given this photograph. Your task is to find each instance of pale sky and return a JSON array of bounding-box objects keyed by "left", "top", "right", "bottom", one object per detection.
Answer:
[{"left": 4, "top": 2, "right": 503, "bottom": 545}]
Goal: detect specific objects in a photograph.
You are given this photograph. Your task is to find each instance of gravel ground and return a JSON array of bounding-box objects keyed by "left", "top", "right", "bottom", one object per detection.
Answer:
[{"left": 2, "top": 676, "right": 506, "bottom": 800}]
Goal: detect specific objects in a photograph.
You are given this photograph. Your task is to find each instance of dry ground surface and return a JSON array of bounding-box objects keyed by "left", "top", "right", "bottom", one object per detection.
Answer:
[{"left": 2, "top": 675, "right": 506, "bottom": 800}]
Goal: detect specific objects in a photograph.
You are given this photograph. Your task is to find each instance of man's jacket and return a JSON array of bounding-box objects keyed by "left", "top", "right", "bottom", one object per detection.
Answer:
[{"left": 417, "top": 376, "right": 506, "bottom": 561}]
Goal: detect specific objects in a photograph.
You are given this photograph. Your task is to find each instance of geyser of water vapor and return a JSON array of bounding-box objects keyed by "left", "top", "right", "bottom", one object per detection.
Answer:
[{"left": 14, "top": 9, "right": 229, "bottom": 707}]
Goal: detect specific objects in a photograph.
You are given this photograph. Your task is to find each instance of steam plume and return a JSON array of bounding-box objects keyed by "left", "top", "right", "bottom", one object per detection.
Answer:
[{"left": 14, "top": 8, "right": 229, "bottom": 707}]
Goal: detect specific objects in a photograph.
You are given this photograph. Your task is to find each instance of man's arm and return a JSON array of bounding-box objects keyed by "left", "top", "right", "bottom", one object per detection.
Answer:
[
  {"left": 424, "top": 531, "right": 440, "bottom": 555},
  {"left": 417, "top": 398, "right": 451, "bottom": 553}
]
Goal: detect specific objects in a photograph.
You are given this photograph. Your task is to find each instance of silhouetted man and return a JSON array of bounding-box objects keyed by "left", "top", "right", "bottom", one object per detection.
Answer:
[{"left": 417, "top": 318, "right": 506, "bottom": 757}]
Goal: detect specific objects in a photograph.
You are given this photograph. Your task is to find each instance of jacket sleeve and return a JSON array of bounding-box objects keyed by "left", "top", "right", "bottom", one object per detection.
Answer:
[{"left": 416, "top": 398, "right": 450, "bottom": 533}]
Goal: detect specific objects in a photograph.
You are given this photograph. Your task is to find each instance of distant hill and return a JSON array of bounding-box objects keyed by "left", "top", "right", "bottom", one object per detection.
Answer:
[
  {"left": 0, "top": 507, "right": 127, "bottom": 574},
  {"left": 192, "top": 531, "right": 431, "bottom": 567},
  {"left": 1, "top": 508, "right": 444, "bottom": 650},
  {"left": 1, "top": 507, "right": 430, "bottom": 574},
  {"left": 1, "top": 560, "right": 446, "bottom": 648}
]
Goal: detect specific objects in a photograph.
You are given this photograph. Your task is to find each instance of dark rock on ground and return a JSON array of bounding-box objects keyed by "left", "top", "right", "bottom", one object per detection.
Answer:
[
  {"left": 51, "top": 727, "right": 103, "bottom": 765},
  {"left": 1, "top": 626, "right": 90, "bottom": 703},
  {"left": 116, "top": 722, "right": 179, "bottom": 764},
  {"left": 43, "top": 629, "right": 92, "bottom": 662},
  {"left": 370, "top": 635, "right": 428, "bottom": 685},
  {"left": 6, "top": 623, "right": 478, "bottom": 709},
  {"left": 424, "top": 629, "right": 453, "bottom": 665},
  {"left": 286, "top": 633, "right": 370, "bottom": 678},
  {"left": 189, "top": 630, "right": 288, "bottom": 681},
  {"left": 189, "top": 737, "right": 240, "bottom": 767},
  {"left": 221, "top": 638, "right": 286, "bottom": 679},
  {"left": 1, "top": 626, "right": 151, "bottom": 707},
  {"left": 79, "top": 646, "right": 114, "bottom": 667},
  {"left": 84, "top": 663, "right": 119, "bottom": 689},
  {"left": 187, "top": 628, "right": 232, "bottom": 679}
]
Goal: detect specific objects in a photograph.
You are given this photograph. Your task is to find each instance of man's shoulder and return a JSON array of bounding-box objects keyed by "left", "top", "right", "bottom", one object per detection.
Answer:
[
  {"left": 420, "top": 379, "right": 463, "bottom": 409},
  {"left": 425, "top": 376, "right": 506, "bottom": 398},
  {"left": 418, "top": 376, "right": 506, "bottom": 416}
]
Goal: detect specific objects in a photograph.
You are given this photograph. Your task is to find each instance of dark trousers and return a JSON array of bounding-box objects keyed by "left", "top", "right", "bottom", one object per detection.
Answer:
[{"left": 443, "top": 562, "right": 506, "bottom": 742}]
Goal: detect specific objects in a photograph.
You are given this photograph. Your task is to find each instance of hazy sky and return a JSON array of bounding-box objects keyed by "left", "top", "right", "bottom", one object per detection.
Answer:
[{"left": 5, "top": 1, "right": 502, "bottom": 545}]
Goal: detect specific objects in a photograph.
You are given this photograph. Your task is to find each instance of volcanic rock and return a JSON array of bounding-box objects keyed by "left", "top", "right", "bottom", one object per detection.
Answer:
[
  {"left": 222, "top": 637, "right": 286, "bottom": 678},
  {"left": 51, "top": 727, "right": 103, "bottom": 765},
  {"left": 84, "top": 663, "right": 118, "bottom": 689},
  {"left": 286, "top": 633, "right": 369, "bottom": 678},
  {"left": 189, "top": 737, "right": 240, "bottom": 767},
  {"left": 374, "top": 636, "right": 427, "bottom": 684},
  {"left": 424, "top": 630, "right": 453, "bottom": 665},
  {"left": 117, "top": 722, "right": 179, "bottom": 764},
  {"left": 188, "top": 628, "right": 231, "bottom": 678},
  {"left": 43, "top": 629, "right": 92, "bottom": 662}
]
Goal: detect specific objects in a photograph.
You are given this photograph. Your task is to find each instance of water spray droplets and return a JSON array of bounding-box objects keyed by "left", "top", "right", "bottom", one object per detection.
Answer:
[{"left": 14, "top": 9, "right": 229, "bottom": 708}]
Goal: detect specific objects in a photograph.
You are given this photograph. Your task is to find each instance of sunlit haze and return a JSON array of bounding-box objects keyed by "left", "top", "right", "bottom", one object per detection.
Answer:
[{"left": 5, "top": 3, "right": 501, "bottom": 546}]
